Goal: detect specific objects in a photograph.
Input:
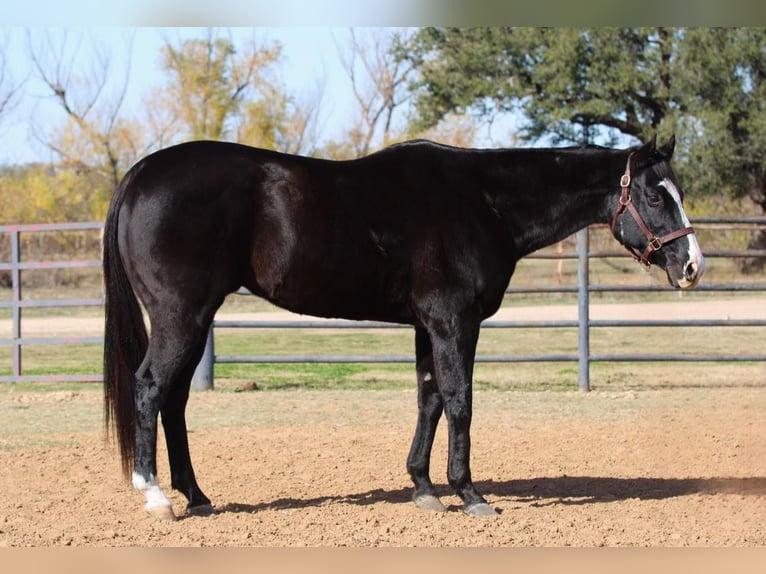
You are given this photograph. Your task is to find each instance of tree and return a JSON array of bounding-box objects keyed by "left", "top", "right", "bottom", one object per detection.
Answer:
[
  {"left": 157, "top": 29, "right": 280, "bottom": 141},
  {"left": 330, "top": 28, "right": 415, "bottom": 158},
  {"left": 26, "top": 29, "right": 145, "bottom": 218},
  {"left": 401, "top": 28, "right": 764, "bottom": 188},
  {"left": 157, "top": 28, "right": 322, "bottom": 155},
  {"left": 672, "top": 28, "right": 766, "bottom": 267},
  {"left": 670, "top": 29, "right": 766, "bottom": 198},
  {"left": 401, "top": 27, "right": 766, "bottom": 266},
  {"left": 0, "top": 163, "right": 103, "bottom": 224},
  {"left": 322, "top": 28, "right": 478, "bottom": 160},
  {"left": 401, "top": 28, "right": 682, "bottom": 146},
  {"left": 236, "top": 77, "right": 324, "bottom": 155}
]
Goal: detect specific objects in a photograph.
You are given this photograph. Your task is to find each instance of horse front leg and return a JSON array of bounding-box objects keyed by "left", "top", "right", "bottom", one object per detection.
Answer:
[
  {"left": 428, "top": 316, "right": 498, "bottom": 517},
  {"left": 407, "top": 327, "right": 447, "bottom": 512}
]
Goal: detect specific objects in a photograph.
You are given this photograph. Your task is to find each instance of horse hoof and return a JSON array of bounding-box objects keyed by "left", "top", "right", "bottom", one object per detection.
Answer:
[
  {"left": 463, "top": 502, "right": 498, "bottom": 517},
  {"left": 187, "top": 503, "right": 216, "bottom": 517},
  {"left": 147, "top": 504, "right": 177, "bottom": 521},
  {"left": 413, "top": 494, "right": 447, "bottom": 512}
]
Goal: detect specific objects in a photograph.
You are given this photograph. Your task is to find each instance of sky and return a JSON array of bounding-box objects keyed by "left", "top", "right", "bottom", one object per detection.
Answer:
[
  {"left": 0, "top": 27, "right": 362, "bottom": 165},
  {"left": 6, "top": 1, "right": 437, "bottom": 27},
  {"left": 4, "top": 1, "right": 761, "bottom": 165}
]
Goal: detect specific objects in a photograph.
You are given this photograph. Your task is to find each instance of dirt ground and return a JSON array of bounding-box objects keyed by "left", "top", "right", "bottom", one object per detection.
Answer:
[{"left": 0, "top": 384, "right": 764, "bottom": 547}]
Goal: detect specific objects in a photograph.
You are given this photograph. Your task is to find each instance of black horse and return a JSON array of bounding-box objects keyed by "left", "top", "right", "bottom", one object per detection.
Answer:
[{"left": 103, "top": 135, "right": 704, "bottom": 519}]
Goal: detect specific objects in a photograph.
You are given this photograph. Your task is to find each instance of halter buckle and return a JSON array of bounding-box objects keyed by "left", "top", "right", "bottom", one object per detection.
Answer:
[
  {"left": 620, "top": 174, "right": 631, "bottom": 188},
  {"left": 648, "top": 236, "right": 663, "bottom": 251}
]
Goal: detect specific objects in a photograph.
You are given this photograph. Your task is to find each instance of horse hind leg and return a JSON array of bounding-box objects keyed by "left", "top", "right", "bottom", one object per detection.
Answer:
[
  {"left": 132, "top": 348, "right": 176, "bottom": 521},
  {"left": 132, "top": 313, "right": 214, "bottom": 520}
]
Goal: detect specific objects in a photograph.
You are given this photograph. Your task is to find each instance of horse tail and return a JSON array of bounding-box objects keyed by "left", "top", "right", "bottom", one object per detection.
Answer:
[{"left": 102, "top": 167, "right": 147, "bottom": 481}]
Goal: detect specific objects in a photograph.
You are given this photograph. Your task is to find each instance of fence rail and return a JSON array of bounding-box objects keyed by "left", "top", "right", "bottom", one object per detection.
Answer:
[{"left": 0, "top": 218, "right": 764, "bottom": 389}]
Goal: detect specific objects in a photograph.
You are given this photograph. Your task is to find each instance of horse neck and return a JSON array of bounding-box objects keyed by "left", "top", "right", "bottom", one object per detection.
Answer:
[{"left": 475, "top": 147, "right": 628, "bottom": 257}]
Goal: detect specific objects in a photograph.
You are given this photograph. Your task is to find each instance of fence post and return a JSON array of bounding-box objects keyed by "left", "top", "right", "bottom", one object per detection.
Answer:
[
  {"left": 10, "top": 229, "right": 21, "bottom": 381},
  {"left": 576, "top": 227, "right": 590, "bottom": 392},
  {"left": 192, "top": 326, "right": 215, "bottom": 391}
]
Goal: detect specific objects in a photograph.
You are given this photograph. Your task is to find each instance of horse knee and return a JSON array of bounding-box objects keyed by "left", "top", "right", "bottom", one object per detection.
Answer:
[{"left": 443, "top": 396, "right": 471, "bottom": 427}]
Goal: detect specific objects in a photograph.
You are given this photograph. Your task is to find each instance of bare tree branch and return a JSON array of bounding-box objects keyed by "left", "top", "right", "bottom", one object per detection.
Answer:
[
  {"left": 335, "top": 28, "right": 415, "bottom": 157},
  {"left": 26, "top": 29, "right": 139, "bottom": 188},
  {"left": 0, "top": 35, "right": 24, "bottom": 124}
]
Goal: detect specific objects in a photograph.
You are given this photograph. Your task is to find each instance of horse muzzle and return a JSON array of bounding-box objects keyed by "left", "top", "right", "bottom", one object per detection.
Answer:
[{"left": 666, "top": 242, "right": 705, "bottom": 289}]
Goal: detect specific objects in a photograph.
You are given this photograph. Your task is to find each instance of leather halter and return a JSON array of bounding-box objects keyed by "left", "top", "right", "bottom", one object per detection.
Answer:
[{"left": 610, "top": 152, "right": 695, "bottom": 268}]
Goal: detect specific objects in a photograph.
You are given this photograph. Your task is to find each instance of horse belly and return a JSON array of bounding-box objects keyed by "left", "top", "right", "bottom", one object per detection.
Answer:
[{"left": 248, "top": 235, "right": 411, "bottom": 323}]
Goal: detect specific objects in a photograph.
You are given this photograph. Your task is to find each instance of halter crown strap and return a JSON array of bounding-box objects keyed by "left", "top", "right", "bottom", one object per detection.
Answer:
[{"left": 611, "top": 151, "right": 695, "bottom": 268}]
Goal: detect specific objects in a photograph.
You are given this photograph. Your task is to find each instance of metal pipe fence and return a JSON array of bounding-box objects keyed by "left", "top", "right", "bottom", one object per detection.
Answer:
[
  {"left": 0, "top": 222, "right": 103, "bottom": 383},
  {"left": 0, "top": 218, "right": 764, "bottom": 389},
  {"left": 193, "top": 216, "right": 766, "bottom": 392}
]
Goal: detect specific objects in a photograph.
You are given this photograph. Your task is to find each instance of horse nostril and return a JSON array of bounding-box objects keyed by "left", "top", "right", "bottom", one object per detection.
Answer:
[{"left": 685, "top": 261, "right": 698, "bottom": 282}]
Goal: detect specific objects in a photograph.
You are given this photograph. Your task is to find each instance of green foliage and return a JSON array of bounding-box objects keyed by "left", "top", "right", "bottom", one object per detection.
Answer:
[
  {"left": 0, "top": 163, "right": 109, "bottom": 224},
  {"left": 673, "top": 28, "right": 766, "bottom": 203},
  {"left": 159, "top": 32, "right": 283, "bottom": 141},
  {"left": 0, "top": 163, "right": 105, "bottom": 289},
  {"left": 405, "top": 28, "right": 682, "bottom": 143},
  {"left": 398, "top": 28, "right": 520, "bottom": 130},
  {"left": 402, "top": 27, "right": 766, "bottom": 205},
  {"left": 157, "top": 30, "right": 320, "bottom": 156}
]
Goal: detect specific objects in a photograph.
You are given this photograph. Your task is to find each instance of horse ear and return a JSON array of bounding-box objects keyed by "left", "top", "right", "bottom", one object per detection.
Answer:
[
  {"left": 658, "top": 134, "right": 676, "bottom": 159},
  {"left": 634, "top": 134, "right": 657, "bottom": 166}
]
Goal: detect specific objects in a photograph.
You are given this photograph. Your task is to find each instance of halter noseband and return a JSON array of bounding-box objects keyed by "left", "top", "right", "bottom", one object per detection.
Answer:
[{"left": 610, "top": 151, "right": 695, "bottom": 269}]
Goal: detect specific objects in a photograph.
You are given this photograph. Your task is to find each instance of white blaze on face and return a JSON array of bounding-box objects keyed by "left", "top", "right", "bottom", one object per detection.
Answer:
[{"left": 658, "top": 178, "right": 706, "bottom": 287}]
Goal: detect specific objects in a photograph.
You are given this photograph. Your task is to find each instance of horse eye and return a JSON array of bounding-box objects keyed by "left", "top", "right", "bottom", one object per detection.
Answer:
[{"left": 647, "top": 193, "right": 662, "bottom": 207}]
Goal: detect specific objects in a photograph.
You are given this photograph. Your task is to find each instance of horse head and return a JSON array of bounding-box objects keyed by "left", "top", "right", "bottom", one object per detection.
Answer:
[{"left": 610, "top": 135, "right": 705, "bottom": 289}]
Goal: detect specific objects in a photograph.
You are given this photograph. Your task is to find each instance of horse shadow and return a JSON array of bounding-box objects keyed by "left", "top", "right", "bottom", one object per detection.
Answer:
[{"left": 213, "top": 475, "right": 766, "bottom": 516}]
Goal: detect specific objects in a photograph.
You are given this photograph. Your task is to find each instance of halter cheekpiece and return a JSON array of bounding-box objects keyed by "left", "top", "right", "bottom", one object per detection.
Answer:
[{"left": 610, "top": 151, "right": 695, "bottom": 269}]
